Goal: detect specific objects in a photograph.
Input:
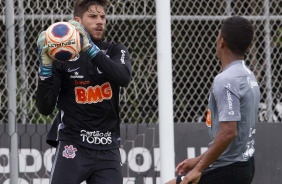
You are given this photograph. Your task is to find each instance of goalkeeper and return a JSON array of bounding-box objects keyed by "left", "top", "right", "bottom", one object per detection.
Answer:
[{"left": 35, "top": 0, "right": 131, "bottom": 183}]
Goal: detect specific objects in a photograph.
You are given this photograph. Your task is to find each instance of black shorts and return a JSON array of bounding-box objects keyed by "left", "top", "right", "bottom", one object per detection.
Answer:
[
  {"left": 50, "top": 140, "right": 123, "bottom": 184},
  {"left": 176, "top": 157, "right": 255, "bottom": 184}
]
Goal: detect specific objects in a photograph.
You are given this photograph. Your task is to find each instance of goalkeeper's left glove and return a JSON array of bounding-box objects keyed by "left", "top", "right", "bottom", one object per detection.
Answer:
[
  {"left": 37, "top": 31, "right": 53, "bottom": 80},
  {"left": 68, "top": 20, "right": 100, "bottom": 60}
]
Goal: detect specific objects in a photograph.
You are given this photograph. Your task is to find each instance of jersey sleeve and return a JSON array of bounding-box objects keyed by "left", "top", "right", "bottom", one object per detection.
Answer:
[
  {"left": 36, "top": 61, "right": 62, "bottom": 115},
  {"left": 213, "top": 76, "right": 241, "bottom": 122},
  {"left": 91, "top": 43, "right": 132, "bottom": 87}
]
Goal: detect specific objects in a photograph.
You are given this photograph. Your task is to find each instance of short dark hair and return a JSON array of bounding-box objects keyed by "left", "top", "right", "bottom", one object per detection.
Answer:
[
  {"left": 221, "top": 16, "right": 254, "bottom": 55},
  {"left": 73, "top": 0, "right": 110, "bottom": 18}
]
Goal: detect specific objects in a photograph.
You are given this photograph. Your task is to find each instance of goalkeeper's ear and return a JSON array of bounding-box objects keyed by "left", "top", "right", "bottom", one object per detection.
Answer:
[{"left": 74, "top": 16, "right": 81, "bottom": 23}]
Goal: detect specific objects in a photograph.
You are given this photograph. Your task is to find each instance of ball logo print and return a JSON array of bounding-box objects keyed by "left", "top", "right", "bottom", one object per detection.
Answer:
[{"left": 46, "top": 22, "right": 81, "bottom": 61}]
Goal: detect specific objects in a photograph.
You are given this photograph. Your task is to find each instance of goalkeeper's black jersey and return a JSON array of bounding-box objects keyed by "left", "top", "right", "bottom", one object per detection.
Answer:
[{"left": 36, "top": 41, "right": 132, "bottom": 150}]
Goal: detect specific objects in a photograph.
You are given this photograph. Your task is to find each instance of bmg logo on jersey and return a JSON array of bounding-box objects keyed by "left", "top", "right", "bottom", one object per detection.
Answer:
[
  {"left": 75, "top": 82, "right": 112, "bottom": 104},
  {"left": 80, "top": 130, "right": 112, "bottom": 145}
]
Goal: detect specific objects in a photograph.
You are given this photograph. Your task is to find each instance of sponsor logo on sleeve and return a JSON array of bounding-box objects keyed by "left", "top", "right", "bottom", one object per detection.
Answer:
[
  {"left": 225, "top": 83, "right": 234, "bottom": 116},
  {"left": 120, "top": 50, "right": 126, "bottom": 64},
  {"left": 247, "top": 77, "right": 258, "bottom": 88}
]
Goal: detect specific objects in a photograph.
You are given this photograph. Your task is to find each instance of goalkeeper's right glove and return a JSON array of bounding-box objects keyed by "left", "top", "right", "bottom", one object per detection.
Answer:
[
  {"left": 37, "top": 31, "right": 53, "bottom": 80},
  {"left": 68, "top": 20, "right": 100, "bottom": 60}
]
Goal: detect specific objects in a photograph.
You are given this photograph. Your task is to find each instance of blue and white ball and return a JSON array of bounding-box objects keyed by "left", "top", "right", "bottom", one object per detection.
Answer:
[{"left": 46, "top": 22, "right": 81, "bottom": 61}]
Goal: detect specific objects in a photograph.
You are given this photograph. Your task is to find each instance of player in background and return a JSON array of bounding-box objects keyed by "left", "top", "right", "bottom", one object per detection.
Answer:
[
  {"left": 166, "top": 16, "right": 260, "bottom": 184},
  {"left": 36, "top": 0, "right": 132, "bottom": 183}
]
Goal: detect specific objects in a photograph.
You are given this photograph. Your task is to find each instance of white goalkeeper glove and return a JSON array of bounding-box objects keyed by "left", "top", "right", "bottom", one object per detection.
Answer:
[
  {"left": 68, "top": 20, "right": 100, "bottom": 59},
  {"left": 37, "top": 31, "right": 53, "bottom": 79}
]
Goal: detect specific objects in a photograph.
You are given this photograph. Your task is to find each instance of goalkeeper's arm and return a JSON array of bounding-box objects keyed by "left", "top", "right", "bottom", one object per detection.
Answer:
[
  {"left": 36, "top": 31, "right": 61, "bottom": 115},
  {"left": 36, "top": 64, "right": 62, "bottom": 116}
]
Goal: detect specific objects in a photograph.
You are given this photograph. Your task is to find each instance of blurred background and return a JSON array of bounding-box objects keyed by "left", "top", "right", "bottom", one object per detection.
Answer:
[{"left": 0, "top": 0, "right": 281, "bottom": 184}]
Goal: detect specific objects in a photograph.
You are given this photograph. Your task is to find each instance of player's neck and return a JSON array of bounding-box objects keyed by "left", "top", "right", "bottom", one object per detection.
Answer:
[{"left": 220, "top": 51, "right": 244, "bottom": 69}]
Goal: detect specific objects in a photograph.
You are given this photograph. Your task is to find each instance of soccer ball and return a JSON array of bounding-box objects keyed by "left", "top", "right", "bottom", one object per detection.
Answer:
[{"left": 45, "top": 22, "right": 81, "bottom": 61}]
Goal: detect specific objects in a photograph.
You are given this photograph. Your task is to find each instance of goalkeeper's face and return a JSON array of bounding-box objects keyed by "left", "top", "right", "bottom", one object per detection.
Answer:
[{"left": 79, "top": 5, "right": 106, "bottom": 42}]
